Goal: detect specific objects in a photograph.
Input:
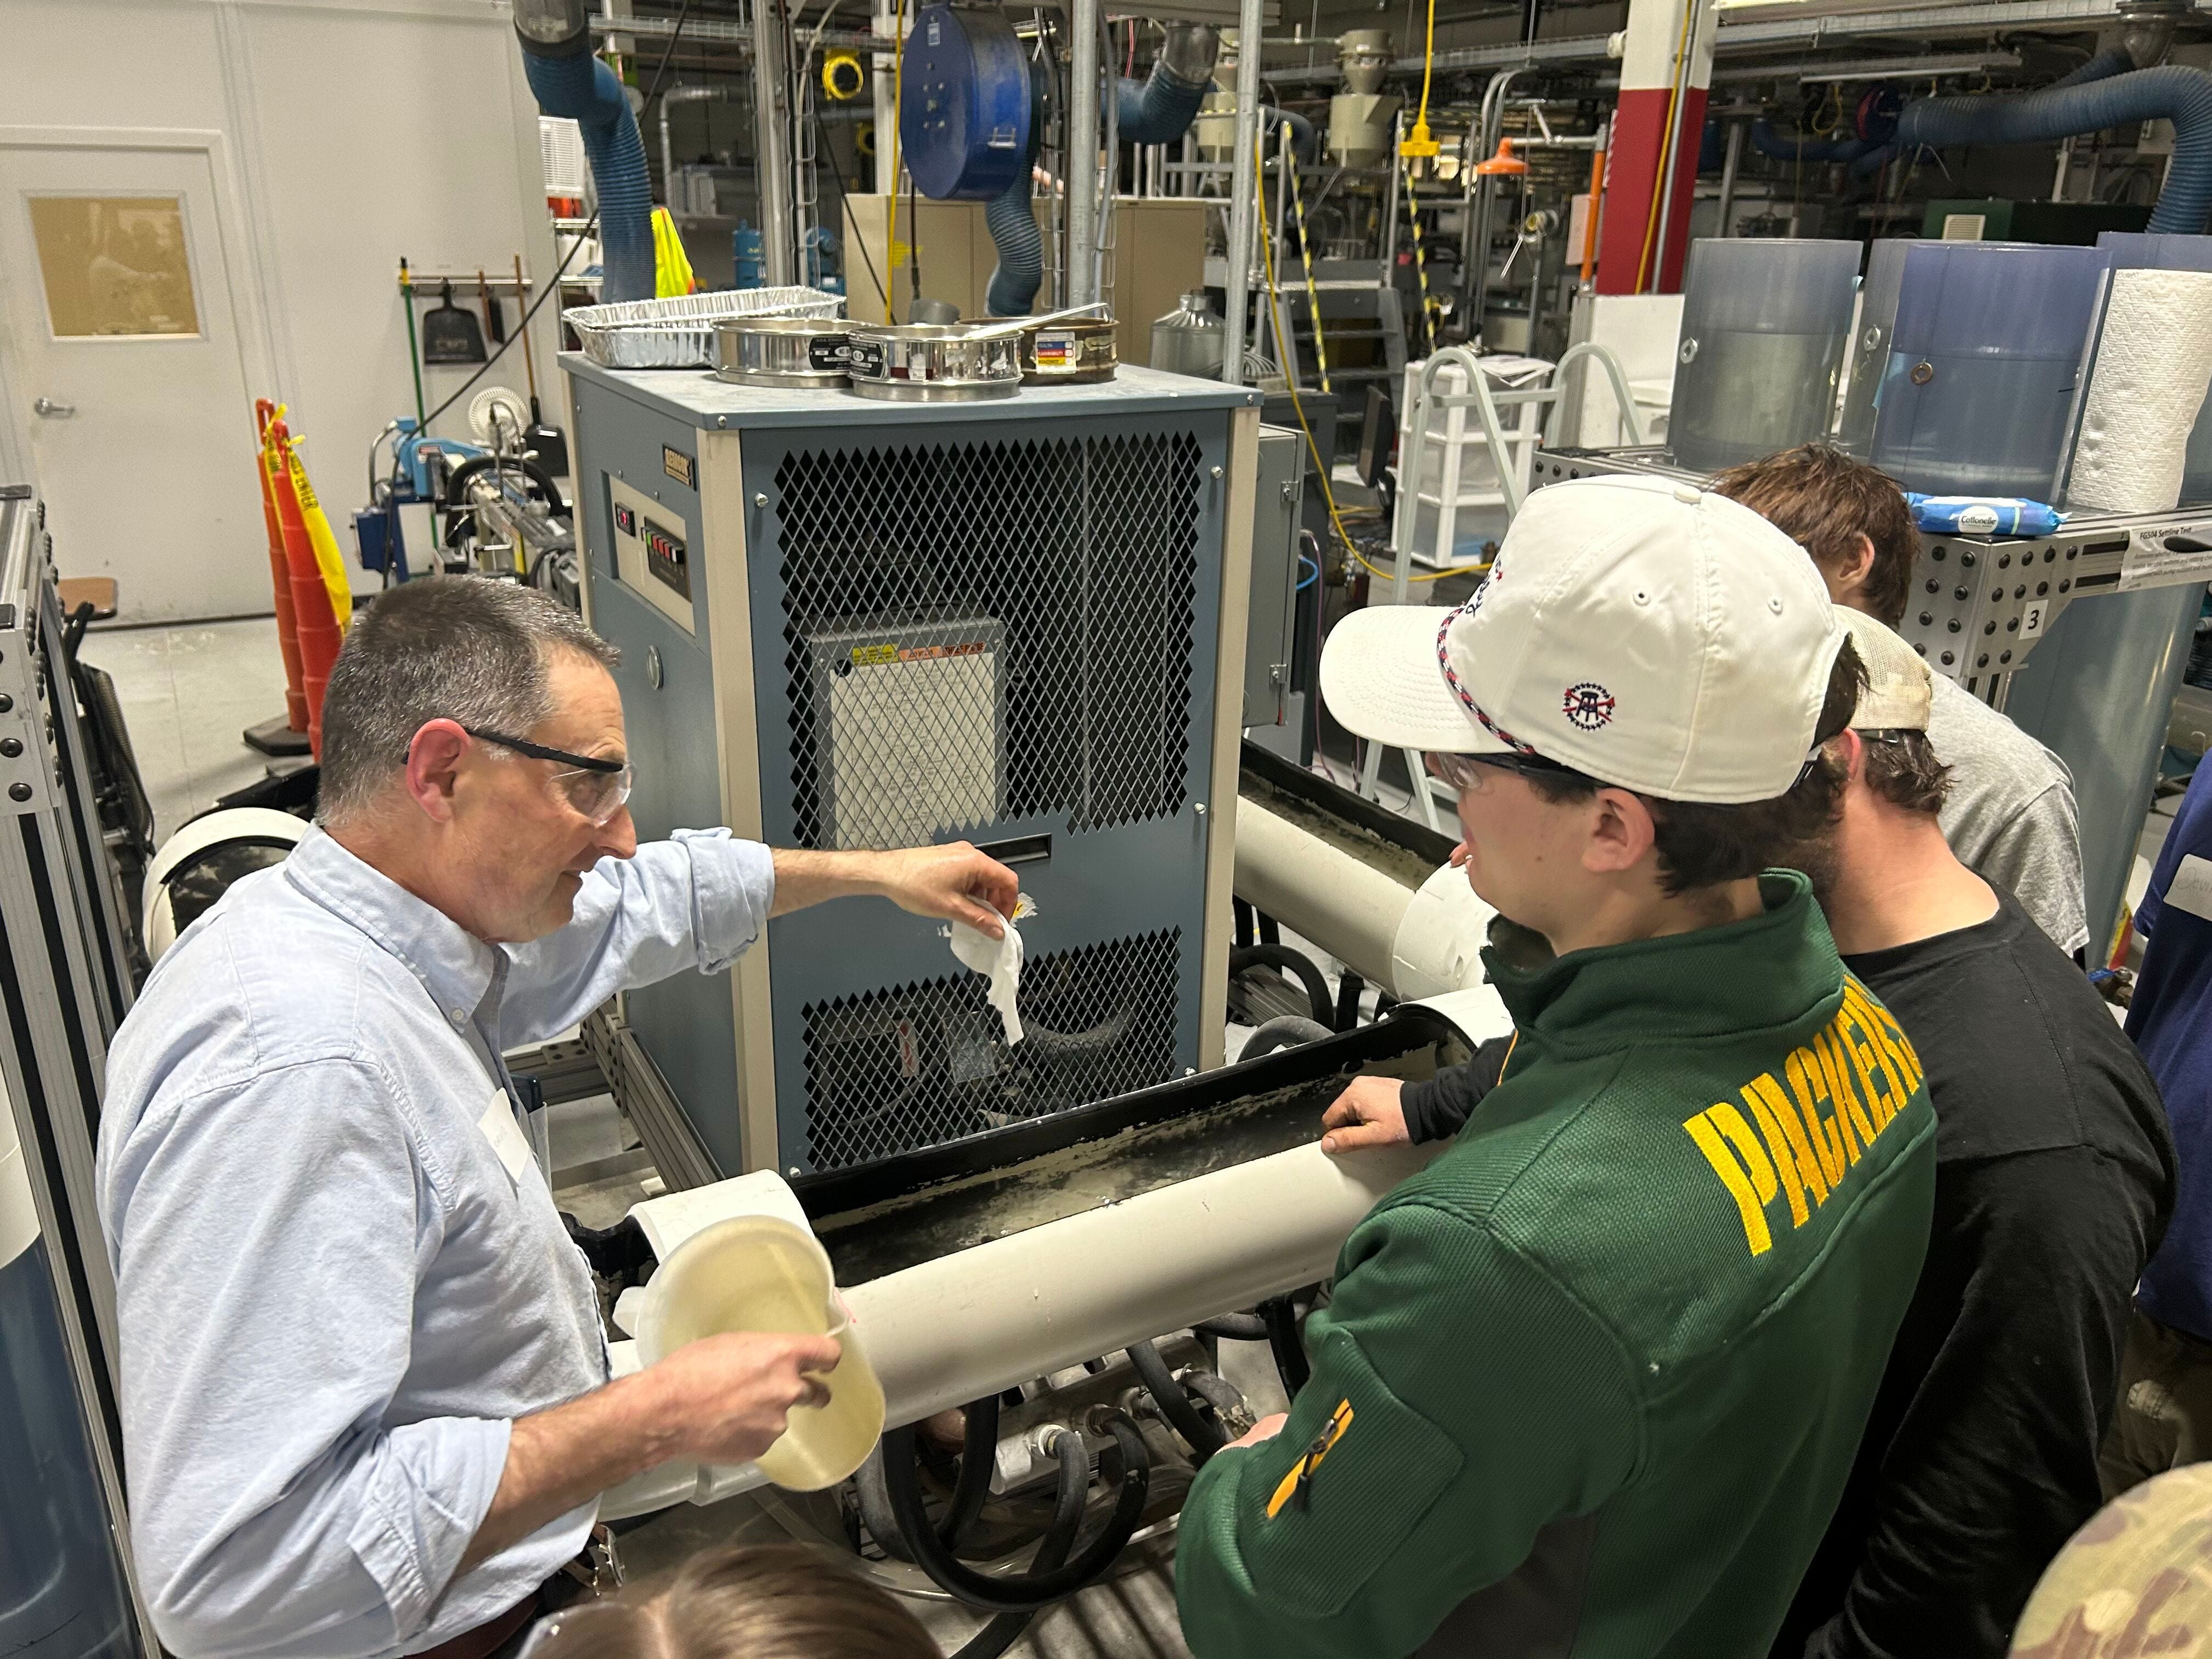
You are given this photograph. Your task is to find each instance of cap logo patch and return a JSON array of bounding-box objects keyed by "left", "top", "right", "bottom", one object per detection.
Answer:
[{"left": 1563, "top": 682, "right": 1616, "bottom": 731}]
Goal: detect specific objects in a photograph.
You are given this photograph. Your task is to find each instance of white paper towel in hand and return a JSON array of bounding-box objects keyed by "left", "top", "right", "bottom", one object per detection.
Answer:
[
  {"left": 2068, "top": 268, "right": 2212, "bottom": 515},
  {"left": 949, "top": 894, "right": 1034, "bottom": 1046}
]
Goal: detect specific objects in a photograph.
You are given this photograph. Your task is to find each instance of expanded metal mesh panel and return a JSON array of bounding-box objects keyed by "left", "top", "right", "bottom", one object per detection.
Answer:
[
  {"left": 800, "top": 930, "right": 1182, "bottom": 1171},
  {"left": 775, "top": 433, "right": 1202, "bottom": 849}
]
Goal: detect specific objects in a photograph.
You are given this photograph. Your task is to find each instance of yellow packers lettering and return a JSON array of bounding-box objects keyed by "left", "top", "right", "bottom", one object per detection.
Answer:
[
  {"left": 1267, "top": 1399, "right": 1355, "bottom": 1519},
  {"left": 1683, "top": 985, "right": 1925, "bottom": 1256}
]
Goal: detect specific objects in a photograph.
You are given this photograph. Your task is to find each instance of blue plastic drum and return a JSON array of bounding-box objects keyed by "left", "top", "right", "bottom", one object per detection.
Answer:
[{"left": 900, "top": 4, "right": 1033, "bottom": 201}]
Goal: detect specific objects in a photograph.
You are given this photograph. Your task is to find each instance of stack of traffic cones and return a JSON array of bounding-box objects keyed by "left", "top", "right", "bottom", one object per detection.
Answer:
[
  {"left": 252, "top": 400, "right": 310, "bottom": 744},
  {"left": 253, "top": 405, "right": 351, "bottom": 759}
]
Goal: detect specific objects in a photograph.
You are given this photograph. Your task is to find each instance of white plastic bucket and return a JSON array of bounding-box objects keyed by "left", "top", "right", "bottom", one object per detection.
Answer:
[{"left": 633, "top": 1214, "right": 885, "bottom": 1491}]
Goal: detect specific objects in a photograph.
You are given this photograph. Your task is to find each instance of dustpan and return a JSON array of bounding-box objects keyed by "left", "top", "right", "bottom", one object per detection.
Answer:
[{"left": 421, "top": 280, "right": 487, "bottom": 365}]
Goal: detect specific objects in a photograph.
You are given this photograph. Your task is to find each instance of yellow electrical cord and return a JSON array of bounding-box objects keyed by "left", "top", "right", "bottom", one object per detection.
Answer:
[
  {"left": 1632, "top": 0, "right": 1695, "bottom": 292},
  {"left": 1400, "top": 0, "right": 1440, "bottom": 158},
  {"left": 883, "top": 0, "right": 908, "bottom": 321},
  {"left": 1254, "top": 145, "right": 1486, "bottom": 585}
]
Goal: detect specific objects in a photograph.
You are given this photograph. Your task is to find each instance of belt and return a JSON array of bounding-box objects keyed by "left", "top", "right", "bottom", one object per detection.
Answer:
[
  {"left": 409, "top": 1526, "right": 625, "bottom": 1659},
  {"left": 410, "top": 1596, "right": 539, "bottom": 1659}
]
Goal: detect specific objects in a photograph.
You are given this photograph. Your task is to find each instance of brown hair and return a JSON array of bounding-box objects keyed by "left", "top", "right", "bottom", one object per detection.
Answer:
[
  {"left": 1858, "top": 728, "right": 1953, "bottom": 816},
  {"left": 530, "top": 1546, "right": 940, "bottom": 1659},
  {"left": 1525, "top": 636, "right": 1869, "bottom": 895},
  {"left": 1708, "top": 445, "right": 1918, "bottom": 629}
]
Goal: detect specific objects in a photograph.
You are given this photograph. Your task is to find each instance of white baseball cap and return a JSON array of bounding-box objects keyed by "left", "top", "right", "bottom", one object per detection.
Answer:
[
  {"left": 1832, "top": 607, "right": 1932, "bottom": 732},
  {"left": 1319, "top": 475, "right": 1846, "bottom": 804}
]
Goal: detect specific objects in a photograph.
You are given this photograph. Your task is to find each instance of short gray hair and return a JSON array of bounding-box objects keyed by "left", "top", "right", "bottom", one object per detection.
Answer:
[{"left": 316, "top": 578, "right": 619, "bottom": 825}]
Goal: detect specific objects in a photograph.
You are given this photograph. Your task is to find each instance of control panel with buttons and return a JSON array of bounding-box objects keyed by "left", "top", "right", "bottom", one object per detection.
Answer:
[{"left": 607, "top": 475, "right": 696, "bottom": 637}]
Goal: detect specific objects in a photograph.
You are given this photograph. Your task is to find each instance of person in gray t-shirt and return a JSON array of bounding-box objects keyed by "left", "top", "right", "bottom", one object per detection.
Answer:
[{"left": 1713, "top": 445, "right": 2089, "bottom": 958}]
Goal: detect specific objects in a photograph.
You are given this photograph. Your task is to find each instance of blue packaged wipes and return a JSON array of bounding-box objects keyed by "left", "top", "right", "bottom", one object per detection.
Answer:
[{"left": 1904, "top": 493, "right": 2065, "bottom": 537}]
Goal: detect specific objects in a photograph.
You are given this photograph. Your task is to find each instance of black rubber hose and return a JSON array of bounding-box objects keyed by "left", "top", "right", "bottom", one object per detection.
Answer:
[
  {"left": 855, "top": 1396, "right": 1000, "bottom": 1562},
  {"left": 442, "top": 453, "right": 569, "bottom": 517},
  {"left": 950, "top": 1427, "right": 1090, "bottom": 1659},
  {"left": 1239, "top": 1016, "right": 1335, "bottom": 1063},
  {"left": 941, "top": 1393, "right": 1000, "bottom": 1551},
  {"left": 1260, "top": 1295, "right": 1311, "bottom": 1396},
  {"left": 1127, "top": 1339, "right": 1227, "bottom": 1462},
  {"left": 853, "top": 1443, "right": 914, "bottom": 1563},
  {"left": 1181, "top": 1369, "right": 1255, "bottom": 1438},
  {"left": 882, "top": 1413, "right": 1153, "bottom": 1610},
  {"left": 1230, "top": 943, "right": 1334, "bottom": 1029},
  {"left": 1193, "top": 1311, "right": 1269, "bottom": 1341}
]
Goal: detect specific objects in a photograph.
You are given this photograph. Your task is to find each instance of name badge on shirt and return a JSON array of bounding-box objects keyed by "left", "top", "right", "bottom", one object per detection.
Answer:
[
  {"left": 2166, "top": 854, "right": 2212, "bottom": 924},
  {"left": 478, "top": 1087, "right": 539, "bottom": 1184}
]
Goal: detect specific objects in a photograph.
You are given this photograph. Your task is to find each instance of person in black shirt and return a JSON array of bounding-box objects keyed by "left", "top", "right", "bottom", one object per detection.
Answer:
[{"left": 1324, "top": 607, "right": 2175, "bottom": 1659}]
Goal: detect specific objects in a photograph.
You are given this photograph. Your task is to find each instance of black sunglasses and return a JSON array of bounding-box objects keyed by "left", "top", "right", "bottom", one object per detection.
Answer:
[{"left": 459, "top": 725, "right": 625, "bottom": 774}]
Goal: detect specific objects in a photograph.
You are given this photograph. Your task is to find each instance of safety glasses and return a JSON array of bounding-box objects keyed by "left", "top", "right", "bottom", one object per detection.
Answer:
[
  {"left": 1430, "top": 748, "right": 1598, "bottom": 795},
  {"left": 461, "top": 725, "right": 635, "bottom": 826}
]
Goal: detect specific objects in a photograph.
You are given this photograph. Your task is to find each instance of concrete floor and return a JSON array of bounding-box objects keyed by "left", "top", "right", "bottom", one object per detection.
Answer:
[{"left": 81, "top": 616, "right": 294, "bottom": 843}]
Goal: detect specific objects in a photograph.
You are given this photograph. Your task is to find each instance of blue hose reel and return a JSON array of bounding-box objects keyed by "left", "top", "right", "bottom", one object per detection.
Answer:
[{"left": 900, "top": 4, "right": 1034, "bottom": 200}]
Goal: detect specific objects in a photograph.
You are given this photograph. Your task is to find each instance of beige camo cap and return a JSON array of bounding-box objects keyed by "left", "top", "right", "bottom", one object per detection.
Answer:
[{"left": 2011, "top": 1464, "right": 2212, "bottom": 1657}]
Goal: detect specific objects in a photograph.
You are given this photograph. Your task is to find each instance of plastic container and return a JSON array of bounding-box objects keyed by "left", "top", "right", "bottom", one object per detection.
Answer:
[
  {"left": 634, "top": 1214, "right": 884, "bottom": 1491},
  {"left": 1835, "top": 239, "right": 1910, "bottom": 456},
  {"left": 2100, "top": 230, "right": 2212, "bottom": 505},
  {"left": 1668, "top": 238, "right": 1860, "bottom": 472},
  {"left": 1868, "top": 241, "right": 2111, "bottom": 499}
]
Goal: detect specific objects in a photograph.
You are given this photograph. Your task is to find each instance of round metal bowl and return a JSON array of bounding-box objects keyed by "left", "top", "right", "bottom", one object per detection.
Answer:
[
  {"left": 843, "top": 322, "right": 1023, "bottom": 402},
  {"left": 1020, "top": 317, "right": 1118, "bottom": 383},
  {"left": 712, "top": 316, "right": 853, "bottom": 387}
]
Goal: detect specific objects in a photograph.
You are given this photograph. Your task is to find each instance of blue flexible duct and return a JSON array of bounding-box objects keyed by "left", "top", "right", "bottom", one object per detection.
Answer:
[
  {"left": 985, "top": 168, "right": 1043, "bottom": 316},
  {"left": 1893, "top": 63, "right": 2212, "bottom": 233},
  {"left": 2052, "top": 46, "right": 2140, "bottom": 89},
  {"left": 986, "top": 30, "right": 1221, "bottom": 314},
  {"left": 1748, "top": 119, "right": 1871, "bottom": 163},
  {"left": 523, "top": 52, "right": 656, "bottom": 303},
  {"left": 1264, "top": 106, "right": 1319, "bottom": 162},
  {"left": 1115, "top": 59, "right": 1212, "bottom": 146}
]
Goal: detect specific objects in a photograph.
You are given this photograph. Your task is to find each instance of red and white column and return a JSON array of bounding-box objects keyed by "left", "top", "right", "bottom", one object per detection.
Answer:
[{"left": 1595, "top": 0, "right": 1717, "bottom": 295}]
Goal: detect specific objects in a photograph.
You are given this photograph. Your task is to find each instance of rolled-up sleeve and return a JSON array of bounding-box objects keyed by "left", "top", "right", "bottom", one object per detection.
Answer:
[
  {"left": 106, "top": 1057, "right": 563, "bottom": 1659},
  {"left": 499, "top": 829, "right": 776, "bottom": 1042}
]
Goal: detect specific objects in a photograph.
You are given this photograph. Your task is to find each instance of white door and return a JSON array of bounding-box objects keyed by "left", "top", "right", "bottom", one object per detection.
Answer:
[{"left": 0, "top": 139, "right": 267, "bottom": 622}]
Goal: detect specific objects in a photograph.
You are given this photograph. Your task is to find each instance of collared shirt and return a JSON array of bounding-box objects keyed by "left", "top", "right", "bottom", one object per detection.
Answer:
[{"left": 95, "top": 825, "right": 775, "bottom": 1659}]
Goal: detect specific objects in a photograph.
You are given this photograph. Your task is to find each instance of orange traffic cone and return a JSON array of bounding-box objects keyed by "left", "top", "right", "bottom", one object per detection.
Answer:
[
  {"left": 264, "top": 417, "right": 343, "bottom": 759},
  {"left": 253, "top": 400, "right": 310, "bottom": 736}
]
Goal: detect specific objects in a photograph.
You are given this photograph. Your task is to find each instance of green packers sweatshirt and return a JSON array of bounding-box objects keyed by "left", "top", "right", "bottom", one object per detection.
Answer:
[{"left": 1175, "top": 871, "right": 1938, "bottom": 1659}]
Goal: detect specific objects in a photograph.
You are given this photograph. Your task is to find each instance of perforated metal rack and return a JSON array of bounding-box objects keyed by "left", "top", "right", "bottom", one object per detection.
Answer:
[
  {"left": 1527, "top": 446, "right": 2212, "bottom": 695},
  {"left": 561, "top": 362, "right": 1259, "bottom": 1182}
]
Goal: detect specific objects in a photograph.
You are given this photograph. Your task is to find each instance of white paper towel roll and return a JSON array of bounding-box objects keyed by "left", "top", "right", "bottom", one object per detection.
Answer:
[{"left": 2068, "top": 268, "right": 2212, "bottom": 515}]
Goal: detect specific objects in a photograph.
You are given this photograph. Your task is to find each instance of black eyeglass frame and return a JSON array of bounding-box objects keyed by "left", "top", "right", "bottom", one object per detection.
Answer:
[
  {"left": 1436, "top": 748, "right": 1604, "bottom": 792},
  {"left": 457, "top": 725, "right": 626, "bottom": 774}
]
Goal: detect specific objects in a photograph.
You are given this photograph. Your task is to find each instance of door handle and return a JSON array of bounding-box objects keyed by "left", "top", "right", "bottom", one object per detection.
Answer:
[{"left": 32, "top": 397, "right": 75, "bottom": 419}]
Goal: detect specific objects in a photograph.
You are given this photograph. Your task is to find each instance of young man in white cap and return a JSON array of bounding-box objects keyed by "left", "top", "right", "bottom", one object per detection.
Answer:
[
  {"left": 1174, "top": 476, "right": 1939, "bottom": 1659},
  {"left": 1762, "top": 610, "right": 2171, "bottom": 1659}
]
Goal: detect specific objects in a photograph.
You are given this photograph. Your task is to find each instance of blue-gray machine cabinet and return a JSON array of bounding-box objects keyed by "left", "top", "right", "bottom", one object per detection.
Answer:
[{"left": 562, "top": 359, "right": 1261, "bottom": 1178}]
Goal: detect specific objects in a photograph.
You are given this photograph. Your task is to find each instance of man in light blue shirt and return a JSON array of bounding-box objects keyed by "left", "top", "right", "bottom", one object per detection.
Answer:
[{"left": 95, "top": 579, "right": 1018, "bottom": 1659}]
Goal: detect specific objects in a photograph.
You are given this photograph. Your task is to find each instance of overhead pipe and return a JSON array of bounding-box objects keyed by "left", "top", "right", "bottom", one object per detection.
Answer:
[
  {"left": 1221, "top": 0, "right": 1264, "bottom": 382},
  {"left": 753, "top": 0, "right": 800, "bottom": 286},
  {"left": 514, "top": 0, "right": 656, "bottom": 303},
  {"left": 1069, "top": 0, "right": 1102, "bottom": 305},
  {"left": 659, "top": 84, "right": 744, "bottom": 217}
]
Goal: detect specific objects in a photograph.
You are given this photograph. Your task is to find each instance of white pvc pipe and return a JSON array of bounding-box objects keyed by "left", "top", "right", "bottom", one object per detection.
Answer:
[
  {"left": 849, "top": 1137, "right": 1439, "bottom": 1427},
  {"left": 1234, "top": 797, "right": 1417, "bottom": 986}
]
